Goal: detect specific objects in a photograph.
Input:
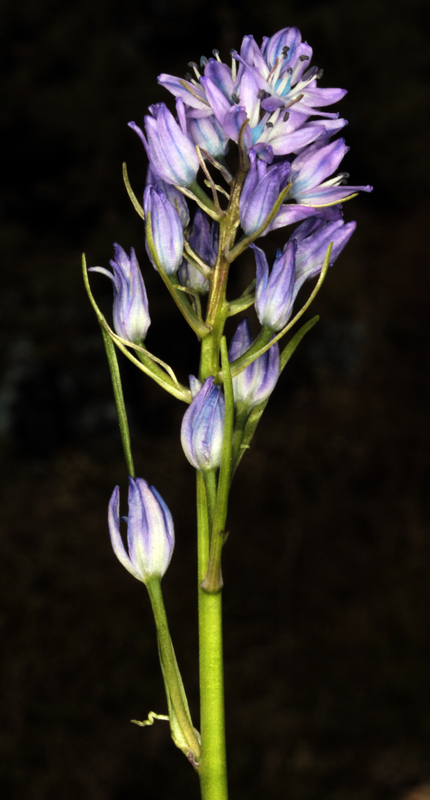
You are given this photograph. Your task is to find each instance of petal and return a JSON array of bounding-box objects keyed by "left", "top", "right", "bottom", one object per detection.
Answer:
[{"left": 108, "top": 486, "right": 142, "bottom": 581}]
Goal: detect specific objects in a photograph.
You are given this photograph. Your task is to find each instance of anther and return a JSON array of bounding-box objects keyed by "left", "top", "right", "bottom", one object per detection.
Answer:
[
  {"left": 299, "top": 54, "right": 310, "bottom": 62},
  {"left": 257, "top": 89, "right": 271, "bottom": 100},
  {"left": 232, "top": 93, "right": 240, "bottom": 104},
  {"left": 184, "top": 73, "right": 193, "bottom": 81},
  {"left": 266, "top": 121, "right": 274, "bottom": 128},
  {"left": 283, "top": 111, "right": 290, "bottom": 122},
  {"left": 200, "top": 56, "right": 208, "bottom": 67},
  {"left": 282, "top": 46, "right": 290, "bottom": 57}
]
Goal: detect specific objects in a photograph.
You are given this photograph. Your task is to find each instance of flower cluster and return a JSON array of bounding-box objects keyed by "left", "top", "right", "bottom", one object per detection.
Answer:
[{"left": 89, "top": 26, "right": 371, "bottom": 581}]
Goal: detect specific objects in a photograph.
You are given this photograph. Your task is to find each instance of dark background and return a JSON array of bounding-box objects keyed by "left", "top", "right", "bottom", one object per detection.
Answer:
[{"left": 1, "top": 0, "right": 430, "bottom": 798}]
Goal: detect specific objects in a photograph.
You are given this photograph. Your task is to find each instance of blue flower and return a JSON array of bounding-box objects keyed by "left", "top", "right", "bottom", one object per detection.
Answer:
[
  {"left": 89, "top": 244, "right": 150, "bottom": 343},
  {"left": 181, "top": 377, "right": 225, "bottom": 471},
  {"left": 229, "top": 318, "right": 279, "bottom": 409},
  {"left": 108, "top": 478, "right": 175, "bottom": 583}
]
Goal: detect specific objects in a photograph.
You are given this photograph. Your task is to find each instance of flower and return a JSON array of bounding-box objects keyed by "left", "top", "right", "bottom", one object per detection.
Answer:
[
  {"left": 178, "top": 208, "right": 218, "bottom": 294},
  {"left": 239, "top": 149, "right": 291, "bottom": 235},
  {"left": 288, "top": 138, "right": 373, "bottom": 205},
  {"left": 89, "top": 244, "right": 150, "bottom": 343},
  {"left": 108, "top": 478, "right": 175, "bottom": 583},
  {"left": 144, "top": 185, "right": 184, "bottom": 275},
  {"left": 181, "top": 377, "right": 225, "bottom": 470},
  {"left": 229, "top": 318, "right": 279, "bottom": 408},
  {"left": 291, "top": 215, "right": 357, "bottom": 296},
  {"left": 158, "top": 29, "right": 346, "bottom": 157},
  {"left": 129, "top": 99, "right": 199, "bottom": 187},
  {"left": 253, "top": 214, "right": 358, "bottom": 331},
  {"left": 145, "top": 163, "right": 190, "bottom": 228},
  {"left": 253, "top": 240, "right": 297, "bottom": 331}
]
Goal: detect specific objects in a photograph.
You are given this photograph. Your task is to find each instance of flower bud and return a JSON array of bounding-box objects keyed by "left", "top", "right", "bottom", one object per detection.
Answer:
[
  {"left": 253, "top": 240, "right": 296, "bottom": 331},
  {"left": 239, "top": 150, "right": 291, "bottom": 236},
  {"left": 108, "top": 478, "right": 174, "bottom": 583},
  {"left": 145, "top": 163, "right": 190, "bottom": 228},
  {"left": 181, "top": 377, "right": 225, "bottom": 471},
  {"left": 292, "top": 216, "right": 357, "bottom": 297},
  {"left": 229, "top": 318, "right": 279, "bottom": 409},
  {"left": 144, "top": 185, "right": 184, "bottom": 275},
  {"left": 179, "top": 208, "right": 218, "bottom": 294},
  {"left": 129, "top": 100, "right": 199, "bottom": 187},
  {"left": 89, "top": 244, "right": 150, "bottom": 343}
]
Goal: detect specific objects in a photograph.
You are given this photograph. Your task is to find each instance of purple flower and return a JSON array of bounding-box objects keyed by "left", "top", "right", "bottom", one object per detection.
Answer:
[
  {"left": 179, "top": 208, "right": 218, "bottom": 293},
  {"left": 291, "top": 215, "right": 357, "bottom": 296},
  {"left": 144, "top": 185, "right": 184, "bottom": 275},
  {"left": 181, "top": 377, "right": 225, "bottom": 471},
  {"left": 229, "top": 318, "right": 279, "bottom": 408},
  {"left": 253, "top": 240, "right": 297, "bottom": 331},
  {"left": 108, "top": 478, "right": 175, "bottom": 583},
  {"left": 236, "top": 28, "right": 347, "bottom": 119},
  {"left": 186, "top": 113, "right": 230, "bottom": 159},
  {"left": 239, "top": 149, "right": 291, "bottom": 235},
  {"left": 89, "top": 244, "right": 150, "bottom": 343},
  {"left": 145, "top": 164, "right": 190, "bottom": 228},
  {"left": 289, "top": 138, "right": 373, "bottom": 205},
  {"left": 253, "top": 214, "right": 357, "bottom": 331},
  {"left": 158, "top": 29, "right": 347, "bottom": 158},
  {"left": 129, "top": 100, "right": 199, "bottom": 187}
]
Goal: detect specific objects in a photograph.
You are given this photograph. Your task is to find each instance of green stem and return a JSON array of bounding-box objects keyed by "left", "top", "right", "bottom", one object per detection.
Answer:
[
  {"left": 100, "top": 325, "right": 135, "bottom": 478},
  {"left": 197, "top": 473, "right": 228, "bottom": 800},
  {"left": 146, "top": 579, "right": 201, "bottom": 761}
]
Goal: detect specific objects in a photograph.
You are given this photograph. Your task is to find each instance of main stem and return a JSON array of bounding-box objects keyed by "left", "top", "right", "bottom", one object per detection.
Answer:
[
  {"left": 197, "top": 472, "right": 228, "bottom": 800},
  {"left": 196, "top": 157, "right": 249, "bottom": 799}
]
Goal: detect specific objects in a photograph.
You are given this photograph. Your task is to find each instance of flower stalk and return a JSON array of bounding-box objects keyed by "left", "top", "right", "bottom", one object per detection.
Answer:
[{"left": 84, "top": 23, "right": 371, "bottom": 800}]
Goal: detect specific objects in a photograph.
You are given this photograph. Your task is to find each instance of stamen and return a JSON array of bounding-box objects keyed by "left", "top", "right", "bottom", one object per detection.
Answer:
[
  {"left": 302, "top": 66, "right": 319, "bottom": 82},
  {"left": 268, "top": 56, "right": 283, "bottom": 87},
  {"left": 200, "top": 56, "right": 208, "bottom": 68},
  {"left": 212, "top": 49, "right": 221, "bottom": 62},
  {"left": 230, "top": 49, "right": 237, "bottom": 82},
  {"left": 184, "top": 73, "right": 193, "bottom": 81},
  {"left": 188, "top": 61, "right": 201, "bottom": 79}
]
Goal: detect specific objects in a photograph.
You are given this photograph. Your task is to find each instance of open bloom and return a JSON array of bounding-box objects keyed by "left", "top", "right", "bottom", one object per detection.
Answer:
[
  {"left": 108, "top": 478, "right": 175, "bottom": 583},
  {"left": 158, "top": 27, "right": 346, "bottom": 158},
  {"left": 181, "top": 377, "right": 225, "bottom": 470},
  {"left": 229, "top": 318, "right": 279, "bottom": 409},
  {"left": 89, "top": 244, "right": 150, "bottom": 343}
]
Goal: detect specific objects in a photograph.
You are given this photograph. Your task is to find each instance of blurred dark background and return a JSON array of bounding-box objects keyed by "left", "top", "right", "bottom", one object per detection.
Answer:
[{"left": 1, "top": 0, "right": 429, "bottom": 798}]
